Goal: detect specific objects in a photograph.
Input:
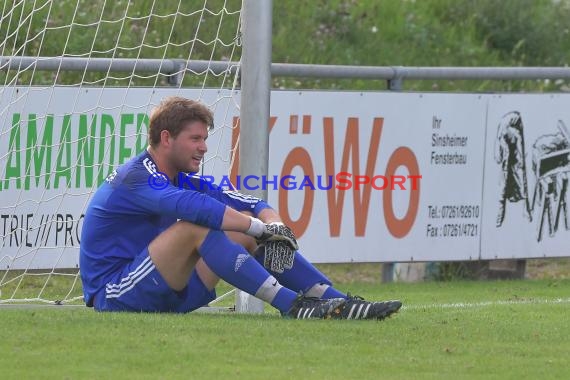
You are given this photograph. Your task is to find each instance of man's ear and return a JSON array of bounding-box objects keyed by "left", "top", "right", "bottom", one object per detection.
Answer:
[{"left": 160, "top": 129, "right": 172, "bottom": 146}]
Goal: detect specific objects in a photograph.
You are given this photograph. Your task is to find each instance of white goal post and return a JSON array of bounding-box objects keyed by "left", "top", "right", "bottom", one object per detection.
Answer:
[{"left": 0, "top": 0, "right": 272, "bottom": 311}]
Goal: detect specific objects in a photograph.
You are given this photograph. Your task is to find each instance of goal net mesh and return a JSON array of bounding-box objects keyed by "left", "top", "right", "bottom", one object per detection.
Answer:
[{"left": 0, "top": 0, "right": 243, "bottom": 304}]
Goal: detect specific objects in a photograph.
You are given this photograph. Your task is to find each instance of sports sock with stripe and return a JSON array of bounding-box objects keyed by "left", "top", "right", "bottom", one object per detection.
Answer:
[
  {"left": 255, "top": 248, "right": 347, "bottom": 298},
  {"left": 305, "top": 282, "right": 347, "bottom": 299},
  {"left": 199, "top": 230, "right": 297, "bottom": 312}
]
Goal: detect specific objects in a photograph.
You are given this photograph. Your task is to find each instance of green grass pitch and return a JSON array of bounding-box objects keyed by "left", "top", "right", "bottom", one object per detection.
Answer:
[{"left": 1, "top": 278, "right": 569, "bottom": 379}]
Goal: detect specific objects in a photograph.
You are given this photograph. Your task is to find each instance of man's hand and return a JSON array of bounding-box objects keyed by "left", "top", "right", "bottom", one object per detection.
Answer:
[
  {"left": 258, "top": 222, "right": 298, "bottom": 249},
  {"left": 263, "top": 240, "right": 295, "bottom": 273},
  {"left": 246, "top": 218, "right": 298, "bottom": 250},
  {"left": 246, "top": 218, "right": 298, "bottom": 273}
]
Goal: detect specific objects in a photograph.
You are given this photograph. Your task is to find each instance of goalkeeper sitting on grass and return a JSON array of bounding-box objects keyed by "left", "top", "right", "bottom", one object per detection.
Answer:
[{"left": 79, "top": 96, "right": 402, "bottom": 320}]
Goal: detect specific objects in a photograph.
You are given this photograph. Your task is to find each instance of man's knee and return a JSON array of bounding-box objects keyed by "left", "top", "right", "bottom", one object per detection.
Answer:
[
  {"left": 173, "top": 220, "right": 210, "bottom": 244},
  {"left": 148, "top": 221, "right": 212, "bottom": 291},
  {"left": 149, "top": 220, "right": 210, "bottom": 256},
  {"left": 225, "top": 230, "right": 257, "bottom": 253}
]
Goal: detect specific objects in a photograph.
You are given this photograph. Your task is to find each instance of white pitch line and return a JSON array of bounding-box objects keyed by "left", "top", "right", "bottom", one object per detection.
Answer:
[{"left": 403, "top": 297, "right": 570, "bottom": 310}]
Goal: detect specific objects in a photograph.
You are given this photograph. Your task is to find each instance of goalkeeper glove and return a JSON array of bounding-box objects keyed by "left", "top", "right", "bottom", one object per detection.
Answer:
[
  {"left": 263, "top": 240, "right": 296, "bottom": 273},
  {"left": 246, "top": 218, "right": 298, "bottom": 250},
  {"left": 246, "top": 218, "right": 298, "bottom": 273}
]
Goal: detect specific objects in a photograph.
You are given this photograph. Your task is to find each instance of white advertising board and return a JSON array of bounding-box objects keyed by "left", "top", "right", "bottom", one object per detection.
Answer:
[
  {"left": 0, "top": 87, "right": 236, "bottom": 269},
  {"left": 481, "top": 94, "right": 570, "bottom": 259},
  {"left": 265, "top": 91, "right": 486, "bottom": 263}
]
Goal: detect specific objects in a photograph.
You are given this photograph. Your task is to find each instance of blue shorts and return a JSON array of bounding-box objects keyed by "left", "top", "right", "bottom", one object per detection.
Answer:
[{"left": 93, "top": 248, "right": 216, "bottom": 313}]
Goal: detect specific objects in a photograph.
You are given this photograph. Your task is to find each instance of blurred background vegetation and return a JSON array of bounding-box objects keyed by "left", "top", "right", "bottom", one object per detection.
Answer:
[
  {"left": 273, "top": 0, "right": 570, "bottom": 91},
  {"left": 1, "top": 0, "right": 570, "bottom": 91}
]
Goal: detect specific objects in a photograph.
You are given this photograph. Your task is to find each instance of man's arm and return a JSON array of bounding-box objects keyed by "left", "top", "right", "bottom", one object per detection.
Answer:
[
  {"left": 181, "top": 176, "right": 299, "bottom": 272},
  {"left": 126, "top": 170, "right": 292, "bottom": 241},
  {"left": 257, "top": 208, "right": 282, "bottom": 224},
  {"left": 179, "top": 174, "right": 274, "bottom": 218},
  {"left": 220, "top": 205, "right": 260, "bottom": 233}
]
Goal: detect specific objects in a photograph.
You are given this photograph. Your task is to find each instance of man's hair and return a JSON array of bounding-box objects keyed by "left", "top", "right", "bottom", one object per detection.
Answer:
[{"left": 148, "top": 96, "right": 214, "bottom": 147}]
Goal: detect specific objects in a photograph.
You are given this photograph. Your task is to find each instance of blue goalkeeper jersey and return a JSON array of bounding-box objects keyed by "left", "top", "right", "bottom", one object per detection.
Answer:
[{"left": 80, "top": 149, "right": 271, "bottom": 306}]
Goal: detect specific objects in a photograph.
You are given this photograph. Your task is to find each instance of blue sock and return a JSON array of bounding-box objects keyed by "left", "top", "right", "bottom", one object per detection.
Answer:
[
  {"left": 271, "top": 288, "right": 298, "bottom": 312},
  {"left": 199, "top": 230, "right": 297, "bottom": 313},
  {"left": 321, "top": 286, "right": 347, "bottom": 299},
  {"left": 255, "top": 248, "right": 346, "bottom": 298}
]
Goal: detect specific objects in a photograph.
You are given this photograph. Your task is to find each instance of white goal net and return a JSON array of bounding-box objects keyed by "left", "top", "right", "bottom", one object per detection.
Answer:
[{"left": 0, "top": 0, "right": 244, "bottom": 305}]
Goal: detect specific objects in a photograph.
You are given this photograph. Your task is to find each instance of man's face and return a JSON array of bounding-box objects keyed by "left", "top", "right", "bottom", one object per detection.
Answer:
[{"left": 169, "top": 120, "right": 208, "bottom": 173}]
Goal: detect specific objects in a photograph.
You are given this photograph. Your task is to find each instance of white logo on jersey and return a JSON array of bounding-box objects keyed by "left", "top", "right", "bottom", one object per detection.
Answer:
[
  {"left": 105, "top": 169, "right": 118, "bottom": 183},
  {"left": 234, "top": 253, "right": 249, "bottom": 272},
  {"left": 143, "top": 157, "right": 158, "bottom": 175}
]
